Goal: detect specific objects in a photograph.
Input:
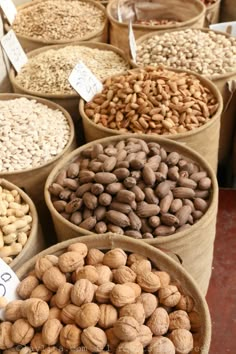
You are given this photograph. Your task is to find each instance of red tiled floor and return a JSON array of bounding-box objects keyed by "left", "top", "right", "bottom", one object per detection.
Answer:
[{"left": 207, "top": 189, "right": 236, "bottom": 353}]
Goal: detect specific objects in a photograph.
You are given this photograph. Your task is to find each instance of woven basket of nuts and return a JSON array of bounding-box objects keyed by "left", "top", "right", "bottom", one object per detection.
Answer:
[
  {"left": 0, "top": 93, "right": 76, "bottom": 220},
  {"left": 0, "top": 178, "right": 44, "bottom": 271},
  {"left": 203, "top": 0, "right": 221, "bottom": 26},
  {"left": 107, "top": 0, "right": 205, "bottom": 56},
  {"left": 9, "top": 42, "right": 131, "bottom": 121},
  {"left": 79, "top": 66, "right": 223, "bottom": 171},
  {"left": 44, "top": 135, "right": 218, "bottom": 294},
  {"left": 5, "top": 0, "right": 108, "bottom": 52},
  {"left": 134, "top": 28, "right": 236, "bottom": 164},
  {"left": 2, "top": 233, "right": 212, "bottom": 353}
]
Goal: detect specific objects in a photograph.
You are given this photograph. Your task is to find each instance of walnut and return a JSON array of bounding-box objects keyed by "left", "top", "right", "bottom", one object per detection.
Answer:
[
  {"left": 4, "top": 300, "right": 23, "bottom": 322},
  {"left": 110, "top": 284, "right": 136, "bottom": 307},
  {"left": 11, "top": 319, "right": 34, "bottom": 345},
  {"left": 169, "top": 329, "right": 194, "bottom": 354},
  {"left": 95, "top": 282, "right": 115, "bottom": 303},
  {"left": 71, "top": 279, "right": 94, "bottom": 306},
  {"left": 86, "top": 248, "right": 104, "bottom": 265},
  {"left": 95, "top": 265, "right": 113, "bottom": 285},
  {"left": 68, "top": 349, "right": 91, "bottom": 354},
  {"left": 24, "top": 299, "right": 49, "bottom": 327},
  {"left": 137, "top": 272, "right": 161, "bottom": 292},
  {"left": 68, "top": 242, "right": 88, "bottom": 257},
  {"left": 131, "top": 260, "right": 152, "bottom": 274},
  {"left": 169, "top": 310, "right": 191, "bottom": 330},
  {"left": 112, "top": 266, "right": 136, "bottom": 284},
  {"left": 119, "top": 303, "right": 145, "bottom": 325},
  {"left": 41, "top": 346, "right": 61, "bottom": 354},
  {"left": 105, "top": 328, "right": 120, "bottom": 351},
  {"left": 0, "top": 322, "right": 14, "bottom": 350},
  {"left": 136, "top": 293, "right": 158, "bottom": 318},
  {"left": 17, "top": 275, "right": 39, "bottom": 299},
  {"left": 50, "top": 295, "right": 57, "bottom": 308},
  {"left": 41, "top": 319, "right": 62, "bottom": 346},
  {"left": 148, "top": 336, "right": 175, "bottom": 354},
  {"left": 126, "top": 282, "right": 142, "bottom": 298},
  {"left": 102, "top": 248, "right": 127, "bottom": 269},
  {"left": 75, "top": 303, "right": 100, "bottom": 328},
  {"left": 58, "top": 251, "right": 85, "bottom": 273},
  {"left": 159, "top": 285, "right": 181, "bottom": 307},
  {"left": 35, "top": 257, "right": 54, "bottom": 279},
  {"left": 42, "top": 266, "right": 66, "bottom": 292},
  {"left": 30, "top": 332, "right": 45, "bottom": 351},
  {"left": 59, "top": 324, "right": 81, "bottom": 349},
  {"left": 188, "top": 311, "right": 201, "bottom": 332},
  {"left": 61, "top": 304, "right": 80, "bottom": 324},
  {"left": 147, "top": 307, "right": 169, "bottom": 335},
  {"left": 45, "top": 254, "right": 59, "bottom": 265},
  {"left": 48, "top": 307, "right": 61, "bottom": 321},
  {"left": 74, "top": 265, "right": 98, "bottom": 283},
  {"left": 153, "top": 271, "right": 170, "bottom": 287},
  {"left": 116, "top": 339, "right": 143, "bottom": 354},
  {"left": 30, "top": 284, "right": 53, "bottom": 302},
  {"left": 81, "top": 327, "right": 107, "bottom": 352},
  {"left": 176, "top": 295, "right": 195, "bottom": 312},
  {"left": 127, "top": 253, "right": 147, "bottom": 266},
  {"left": 113, "top": 316, "right": 140, "bottom": 341},
  {"left": 138, "top": 325, "right": 152, "bottom": 347},
  {"left": 98, "top": 304, "right": 118, "bottom": 329},
  {"left": 55, "top": 282, "right": 73, "bottom": 309}
]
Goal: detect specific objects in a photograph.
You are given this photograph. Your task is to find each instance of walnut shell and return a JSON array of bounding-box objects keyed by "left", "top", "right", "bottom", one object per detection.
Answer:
[
  {"left": 68, "top": 350, "right": 91, "bottom": 354},
  {"left": 48, "top": 307, "right": 61, "bottom": 321},
  {"left": 11, "top": 319, "right": 34, "bottom": 345},
  {"left": 25, "top": 299, "right": 49, "bottom": 327},
  {"left": 45, "top": 254, "right": 59, "bottom": 266},
  {"left": 95, "top": 282, "right": 116, "bottom": 303},
  {"left": 58, "top": 252, "right": 84, "bottom": 273},
  {"left": 102, "top": 248, "right": 127, "bottom": 269},
  {"left": 116, "top": 340, "right": 143, "bottom": 354},
  {"left": 0, "top": 322, "right": 14, "bottom": 350},
  {"left": 41, "top": 346, "right": 61, "bottom": 354},
  {"left": 127, "top": 253, "right": 147, "bottom": 266},
  {"left": 136, "top": 293, "right": 158, "bottom": 318},
  {"left": 105, "top": 328, "right": 120, "bottom": 351},
  {"left": 188, "top": 311, "right": 201, "bottom": 332},
  {"left": 169, "top": 310, "right": 191, "bottom": 331},
  {"left": 75, "top": 265, "right": 98, "bottom": 284},
  {"left": 169, "top": 329, "right": 194, "bottom": 354},
  {"left": 131, "top": 260, "right": 152, "bottom": 275},
  {"left": 4, "top": 300, "right": 23, "bottom": 322},
  {"left": 59, "top": 324, "right": 81, "bottom": 349},
  {"left": 126, "top": 282, "right": 142, "bottom": 298},
  {"left": 67, "top": 243, "right": 88, "bottom": 257},
  {"left": 98, "top": 304, "right": 118, "bottom": 329},
  {"left": 147, "top": 307, "right": 169, "bottom": 335},
  {"left": 112, "top": 266, "right": 136, "bottom": 284},
  {"left": 17, "top": 275, "right": 39, "bottom": 299},
  {"left": 75, "top": 303, "right": 100, "bottom": 328},
  {"left": 113, "top": 316, "right": 140, "bottom": 341},
  {"left": 159, "top": 285, "right": 181, "bottom": 307},
  {"left": 148, "top": 336, "right": 175, "bottom": 354},
  {"left": 71, "top": 279, "right": 94, "bottom": 306},
  {"left": 95, "top": 265, "right": 113, "bottom": 285},
  {"left": 42, "top": 266, "right": 66, "bottom": 292},
  {"left": 137, "top": 272, "right": 161, "bottom": 292},
  {"left": 55, "top": 282, "right": 73, "bottom": 309},
  {"left": 30, "top": 284, "right": 53, "bottom": 302},
  {"left": 30, "top": 332, "right": 45, "bottom": 351},
  {"left": 42, "top": 319, "right": 62, "bottom": 346},
  {"left": 119, "top": 303, "right": 145, "bottom": 325},
  {"left": 61, "top": 304, "right": 80, "bottom": 324},
  {"left": 81, "top": 327, "right": 107, "bottom": 352},
  {"left": 138, "top": 325, "right": 152, "bottom": 347},
  {"left": 176, "top": 295, "right": 195, "bottom": 312},
  {"left": 110, "top": 284, "right": 136, "bottom": 307},
  {"left": 86, "top": 248, "right": 104, "bottom": 265},
  {"left": 35, "top": 257, "right": 54, "bottom": 279},
  {"left": 153, "top": 271, "right": 171, "bottom": 287}
]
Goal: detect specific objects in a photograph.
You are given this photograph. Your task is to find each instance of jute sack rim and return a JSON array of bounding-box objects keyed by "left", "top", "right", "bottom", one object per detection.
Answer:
[
  {"left": 79, "top": 66, "right": 223, "bottom": 140},
  {"left": 107, "top": 0, "right": 205, "bottom": 29},
  {"left": 16, "top": 232, "right": 211, "bottom": 354},
  {"left": 133, "top": 27, "right": 236, "bottom": 82},
  {"left": 0, "top": 178, "right": 38, "bottom": 269},
  {"left": 9, "top": 42, "right": 131, "bottom": 99},
  {"left": 0, "top": 93, "right": 75, "bottom": 176},
  {"left": 5, "top": 0, "right": 108, "bottom": 45},
  {"left": 206, "top": 0, "right": 221, "bottom": 11},
  {"left": 44, "top": 133, "right": 218, "bottom": 246}
]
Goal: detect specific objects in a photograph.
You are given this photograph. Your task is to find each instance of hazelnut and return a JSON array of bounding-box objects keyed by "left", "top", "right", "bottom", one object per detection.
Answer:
[
  {"left": 138, "top": 325, "right": 152, "bottom": 347},
  {"left": 127, "top": 253, "right": 147, "bottom": 266},
  {"left": 75, "top": 265, "right": 99, "bottom": 283},
  {"left": 116, "top": 339, "right": 143, "bottom": 354},
  {"left": 30, "top": 332, "right": 45, "bottom": 351},
  {"left": 188, "top": 311, "right": 201, "bottom": 332},
  {"left": 148, "top": 336, "right": 175, "bottom": 354},
  {"left": 136, "top": 293, "right": 158, "bottom": 318},
  {"left": 58, "top": 251, "right": 84, "bottom": 273},
  {"left": 81, "top": 327, "right": 107, "bottom": 352},
  {"left": 169, "top": 329, "right": 194, "bottom": 354},
  {"left": 68, "top": 242, "right": 88, "bottom": 257},
  {"left": 95, "top": 282, "right": 115, "bottom": 303},
  {"left": 110, "top": 284, "right": 136, "bottom": 307},
  {"left": 137, "top": 272, "right": 161, "bottom": 292},
  {"left": 75, "top": 303, "right": 100, "bottom": 328},
  {"left": 42, "top": 266, "right": 66, "bottom": 292},
  {"left": 35, "top": 257, "right": 54, "bottom": 279},
  {"left": 131, "top": 260, "right": 152, "bottom": 274},
  {"left": 42, "top": 319, "right": 63, "bottom": 345},
  {"left": 95, "top": 265, "right": 113, "bottom": 285},
  {"left": 4, "top": 300, "right": 23, "bottom": 322},
  {"left": 30, "top": 284, "right": 53, "bottom": 302},
  {"left": 102, "top": 248, "right": 127, "bottom": 269},
  {"left": 61, "top": 304, "right": 80, "bottom": 324},
  {"left": 0, "top": 322, "right": 14, "bottom": 349},
  {"left": 147, "top": 307, "right": 169, "bottom": 335},
  {"left": 59, "top": 324, "right": 81, "bottom": 349},
  {"left": 25, "top": 299, "right": 49, "bottom": 327},
  {"left": 86, "top": 248, "right": 104, "bottom": 265},
  {"left": 105, "top": 328, "right": 120, "bottom": 351},
  {"left": 153, "top": 271, "right": 170, "bottom": 287},
  {"left": 48, "top": 307, "right": 61, "bottom": 321},
  {"left": 17, "top": 276, "right": 39, "bottom": 299},
  {"left": 98, "top": 304, "right": 118, "bottom": 329},
  {"left": 112, "top": 266, "right": 136, "bottom": 284},
  {"left": 119, "top": 303, "right": 145, "bottom": 325},
  {"left": 113, "top": 316, "right": 140, "bottom": 341},
  {"left": 55, "top": 282, "right": 73, "bottom": 309},
  {"left": 71, "top": 279, "right": 94, "bottom": 306},
  {"left": 176, "top": 295, "right": 195, "bottom": 312},
  {"left": 169, "top": 310, "right": 191, "bottom": 330},
  {"left": 11, "top": 319, "right": 34, "bottom": 345},
  {"left": 159, "top": 285, "right": 181, "bottom": 307}
]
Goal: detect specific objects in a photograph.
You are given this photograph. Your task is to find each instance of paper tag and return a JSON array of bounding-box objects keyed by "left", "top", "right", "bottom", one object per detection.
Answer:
[
  {"left": 129, "top": 20, "right": 136, "bottom": 62},
  {"left": 117, "top": 0, "right": 122, "bottom": 22},
  {"left": 69, "top": 61, "right": 103, "bottom": 102},
  {"left": 210, "top": 21, "right": 236, "bottom": 37},
  {"left": 1, "top": 29, "right": 28, "bottom": 72},
  {"left": 0, "top": 259, "right": 20, "bottom": 320},
  {"left": 0, "top": 0, "right": 17, "bottom": 25}
]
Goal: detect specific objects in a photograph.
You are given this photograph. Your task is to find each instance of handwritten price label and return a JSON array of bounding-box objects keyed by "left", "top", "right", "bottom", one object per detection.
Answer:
[
  {"left": 0, "top": 259, "right": 20, "bottom": 320},
  {"left": 129, "top": 20, "right": 137, "bottom": 62},
  {"left": 0, "top": 0, "right": 17, "bottom": 25},
  {"left": 1, "top": 30, "right": 28, "bottom": 72},
  {"left": 69, "top": 61, "right": 103, "bottom": 102}
]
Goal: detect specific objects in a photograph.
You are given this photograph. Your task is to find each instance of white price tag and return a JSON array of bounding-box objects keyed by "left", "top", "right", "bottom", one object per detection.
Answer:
[
  {"left": 0, "top": 0, "right": 17, "bottom": 25},
  {"left": 129, "top": 20, "right": 137, "bottom": 62},
  {"left": 210, "top": 21, "right": 236, "bottom": 37},
  {"left": 69, "top": 61, "right": 103, "bottom": 102},
  {"left": 117, "top": 1, "right": 122, "bottom": 22},
  {"left": 0, "top": 259, "right": 20, "bottom": 320},
  {"left": 1, "top": 29, "right": 28, "bottom": 72}
]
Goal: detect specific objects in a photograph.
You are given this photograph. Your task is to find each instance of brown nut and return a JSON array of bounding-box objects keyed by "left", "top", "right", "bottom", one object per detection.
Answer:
[
  {"left": 113, "top": 316, "right": 140, "bottom": 341},
  {"left": 30, "top": 332, "right": 45, "bottom": 351},
  {"left": 188, "top": 311, "right": 201, "bottom": 332},
  {"left": 59, "top": 324, "right": 81, "bottom": 350},
  {"left": 105, "top": 328, "right": 120, "bottom": 351},
  {"left": 119, "top": 303, "right": 145, "bottom": 325},
  {"left": 147, "top": 307, "right": 169, "bottom": 335},
  {"left": 95, "top": 282, "right": 116, "bottom": 303},
  {"left": 95, "top": 265, "right": 113, "bottom": 285},
  {"left": 25, "top": 298, "right": 49, "bottom": 327},
  {"left": 86, "top": 248, "right": 104, "bottom": 265},
  {"left": 126, "top": 282, "right": 142, "bottom": 298},
  {"left": 159, "top": 285, "right": 181, "bottom": 307},
  {"left": 136, "top": 293, "right": 158, "bottom": 318},
  {"left": 127, "top": 253, "right": 147, "bottom": 266},
  {"left": 169, "top": 310, "right": 191, "bottom": 330},
  {"left": 42, "top": 266, "right": 66, "bottom": 292},
  {"left": 58, "top": 252, "right": 84, "bottom": 273},
  {"left": 61, "top": 304, "right": 80, "bottom": 324},
  {"left": 0, "top": 322, "right": 15, "bottom": 350},
  {"left": 148, "top": 336, "right": 175, "bottom": 354},
  {"left": 48, "top": 307, "right": 61, "bottom": 321},
  {"left": 67, "top": 243, "right": 88, "bottom": 257},
  {"left": 152, "top": 271, "right": 170, "bottom": 287},
  {"left": 71, "top": 279, "right": 94, "bottom": 306},
  {"left": 41, "top": 346, "right": 61, "bottom": 354},
  {"left": 35, "top": 257, "right": 54, "bottom": 279},
  {"left": 55, "top": 282, "right": 73, "bottom": 309},
  {"left": 137, "top": 272, "right": 161, "bottom": 292},
  {"left": 75, "top": 303, "right": 100, "bottom": 328},
  {"left": 112, "top": 266, "right": 136, "bottom": 284},
  {"left": 98, "top": 304, "right": 118, "bottom": 329},
  {"left": 138, "top": 325, "right": 152, "bottom": 347},
  {"left": 116, "top": 340, "right": 143, "bottom": 354},
  {"left": 81, "top": 327, "right": 107, "bottom": 352},
  {"left": 130, "top": 260, "right": 152, "bottom": 275},
  {"left": 11, "top": 319, "right": 34, "bottom": 345},
  {"left": 110, "top": 284, "right": 136, "bottom": 307},
  {"left": 176, "top": 294, "right": 195, "bottom": 312},
  {"left": 4, "top": 300, "right": 23, "bottom": 322},
  {"left": 74, "top": 265, "right": 98, "bottom": 284},
  {"left": 102, "top": 248, "right": 127, "bottom": 269},
  {"left": 17, "top": 275, "right": 39, "bottom": 299},
  {"left": 169, "top": 328, "right": 194, "bottom": 354},
  {"left": 30, "top": 284, "right": 53, "bottom": 302},
  {"left": 42, "top": 319, "right": 63, "bottom": 346}
]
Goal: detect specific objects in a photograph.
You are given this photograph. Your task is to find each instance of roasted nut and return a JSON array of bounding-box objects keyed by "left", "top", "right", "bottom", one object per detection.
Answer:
[
  {"left": 130, "top": 260, "right": 152, "bottom": 274},
  {"left": 48, "top": 307, "right": 61, "bottom": 321},
  {"left": 30, "top": 332, "right": 45, "bottom": 351},
  {"left": 75, "top": 303, "right": 100, "bottom": 328},
  {"left": 188, "top": 311, "right": 201, "bottom": 332}
]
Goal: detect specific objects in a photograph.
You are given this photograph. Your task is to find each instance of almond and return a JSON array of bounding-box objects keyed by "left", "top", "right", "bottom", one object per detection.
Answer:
[
  {"left": 94, "top": 172, "right": 117, "bottom": 184},
  {"left": 106, "top": 211, "right": 130, "bottom": 228},
  {"left": 172, "top": 187, "right": 195, "bottom": 199},
  {"left": 136, "top": 202, "right": 160, "bottom": 218}
]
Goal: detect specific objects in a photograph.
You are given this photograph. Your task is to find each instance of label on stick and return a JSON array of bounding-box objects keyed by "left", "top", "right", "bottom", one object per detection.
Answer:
[
  {"left": 210, "top": 21, "right": 236, "bottom": 37},
  {"left": 69, "top": 61, "right": 103, "bottom": 102},
  {"left": 0, "top": 259, "right": 20, "bottom": 320},
  {"left": 129, "top": 20, "right": 137, "bottom": 62},
  {"left": 0, "top": 0, "right": 17, "bottom": 25},
  {"left": 1, "top": 30, "right": 28, "bottom": 72}
]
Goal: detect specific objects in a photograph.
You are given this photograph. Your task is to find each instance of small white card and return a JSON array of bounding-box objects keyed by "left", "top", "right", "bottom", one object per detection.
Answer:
[
  {"left": 69, "top": 61, "right": 103, "bottom": 102},
  {"left": 0, "top": 259, "right": 20, "bottom": 320},
  {"left": 1, "top": 30, "right": 28, "bottom": 72},
  {"left": 0, "top": 0, "right": 17, "bottom": 25},
  {"left": 210, "top": 21, "right": 236, "bottom": 37},
  {"left": 129, "top": 20, "right": 137, "bottom": 62}
]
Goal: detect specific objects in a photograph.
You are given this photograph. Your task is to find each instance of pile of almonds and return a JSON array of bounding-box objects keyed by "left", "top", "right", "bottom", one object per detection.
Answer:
[
  {"left": 0, "top": 243, "right": 201, "bottom": 353},
  {"left": 84, "top": 67, "right": 219, "bottom": 135},
  {"left": 49, "top": 138, "right": 212, "bottom": 239}
]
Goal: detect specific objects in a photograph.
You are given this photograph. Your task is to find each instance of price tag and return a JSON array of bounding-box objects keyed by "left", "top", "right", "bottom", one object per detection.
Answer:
[
  {"left": 0, "top": 0, "right": 17, "bottom": 25},
  {"left": 129, "top": 20, "right": 137, "bottom": 62},
  {"left": 117, "top": 0, "right": 122, "bottom": 22},
  {"left": 69, "top": 61, "right": 103, "bottom": 102},
  {"left": 210, "top": 21, "right": 236, "bottom": 37},
  {"left": 1, "top": 29, "right": 28, "bottom": 72},
  {"left": 0, "top": 259, "right": 20, "bottom": 320}
]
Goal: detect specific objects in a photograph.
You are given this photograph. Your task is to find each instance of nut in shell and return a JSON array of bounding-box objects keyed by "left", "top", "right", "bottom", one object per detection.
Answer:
[
  {"left": 95, "top": 264, "right": 113, "bottom": 285},
  {"left": 25, "top": 299, "right": 50, "bottom": 327},
  {"left": 86, "top": 248, "right": 104, "bottom": 265},
  {"left": 169, "top": 310, "right": 191, "bottom": 330},
  {"left": 102, "top": 248, "right": 127, "bottom": 269},
  {"left": 113, "top": 316, "right": 140, "bottom": 341},
  {"left": 11, "top": 319, "right": 34, "bottom": 345},
  {"left": 75, "top": 303, "right": 100, "bottom": 328},
  {"left": 116, "top": 339, "right": 143, "bottom": 354},
  {"left": 42, "top": 266, "right": 66, "bottom": 292},
  {"left": 159, "top": 285, "right": 181, "bottom": 307},
  {"left": 110, "top": 284, "right": 136, "bottom": 307},
  {"left": 169, "top": 328, "right": 194, "bottom": 354},
  {"left": 42, "top": 319, "right": 63, "bottom": 345},
  {"left": 81, "top": 326, "right": 107, "bottom": 352},
  {"left": 138, "top": 325, "right": 152, "bottom": 347},
  {"left": 119, "top": 303, "right": 145, "bottom": 325},
  {"left": 74, "top": 265, "right": 98, "bottom": 284},
  {"left": 136, "top": 293, "right": 158, "bottom": 318},
  {"left": 58, "top": 251, "right": 84, "bottom": 273},
  {"left": 71, "top": 279, "right": 94, "bottom": 306},
  {"left": 98, "top": 304, "right": 118, "bottom": 329},
  {"left": 59, "top": 324, "right": 81, "bottom": 350},
  {"left": 137, "top": 272, "right": 161, "bottom": 292},
  {"left": 112, "top": 266, "right": 136, "bottom": 284},
  {"left": 147, "top": 307, "right": 169, "bottom": 335},
  {"left": 148, "top": 336, "right": 175, "bottom": 354},
  {"left": 95, "top": 282, "right": 116, "bottom": 303}
]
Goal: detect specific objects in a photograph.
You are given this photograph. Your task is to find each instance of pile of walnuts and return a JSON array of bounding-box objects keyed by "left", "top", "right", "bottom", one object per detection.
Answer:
[{"left": 0, "top": 243, "right": 201, "bottom": 354}]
